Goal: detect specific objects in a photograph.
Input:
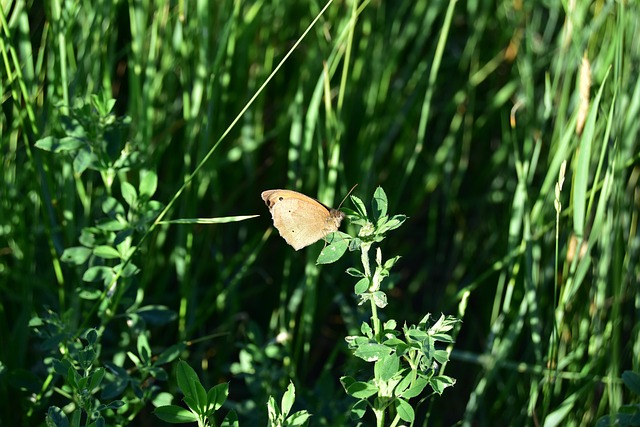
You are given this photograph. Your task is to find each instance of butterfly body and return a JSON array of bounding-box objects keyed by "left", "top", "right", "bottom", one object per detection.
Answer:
[{"left": 261, "top": 189, "right": 345, "bottom": 250}]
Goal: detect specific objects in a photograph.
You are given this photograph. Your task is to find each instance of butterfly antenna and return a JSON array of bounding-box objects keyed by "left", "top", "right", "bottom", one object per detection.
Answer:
[{"left": 337, "top": 184, "right": 358, "bottom": 210}]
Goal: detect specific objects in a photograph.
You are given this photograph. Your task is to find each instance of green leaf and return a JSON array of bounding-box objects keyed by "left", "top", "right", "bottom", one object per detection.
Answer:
[
  {"left": 101, "top": 363, "right": 129, "bottom": 399},
  {"left": 354, "top": 342, "right": 393, "bottom": 362},
  {"left": 137, "top": 334, "right": 151, "bottom": 364},
  {"left": 383, "top": 337, "right": 405, "bottom": 350},
  {"left": 350, "top": 399, "right": 367, "bottom": 419},
  {"left": 372, "top": 291, "right": 387, "bottom": 308},
  {"left": 91, "top": 93, "right": 116, "bottom": 116},
  {"left": 82, "top": 266, "right": 114, "bottom": 283},
  {"left": 88, "top": 368, "right": 105, "bottom": 390},
  {"left": 73, "top": 148, "right": 95, "bottom": 174},
  {"left": 374, "top": 355, "right": 399, "bottom": 382},
  {"left": 79, "top": 228, "right": 97, "bottom": 247},
  {"left": 431, "top": 375, "right": 456, "bottom": 394},
  {"left": 33, "top": 136, "right": 56, "bottom": 153},
  {"left": 28, "top": 316, "right": 43, "bottom": 327},
  {"left": 433, "top": 349, "right": 450, "bottom": 364},
  {"left": 78, "top": 347, "right": 97, "bottom": 370},
  {"left": 67, "top": 366, "right": 80, "bottom": 388},
  {"left": 103, "top": 400, "right": 125, "bottom": 410},
  {"left": 376, "top": 215, "right": 388, "bottom": 229},
  {"left": 383, "top": 256, "right": 401, "bottom": 270},
  {"left": 46, "top": 406, "right": 69, "bottom": 427},
  {"left": 61, "top": 114, "right": 86, "bottom": 138},
  {"left": 221, "top": 410, "right": 239, "bottom": 427},
  {"left": 345, "top": 267, "right": 364, "bottom": 277},
  {"left": 102, "top": 196, "right": 125, "bottom": 216},
  {"left": 78, "top": 288, "right": 101, "bottom": 300},
  {"left": 345, "top": 335, "right": 370, "bottom": 349},
  {"left": 136, "top": 305, "right": 178, "bottom": 327},
  {"left": 152, "top": 392, "right": 173, "bottom": 407},
  {"left": 176, "top": 361, "right": 205, "bottom": 408},
  {"left": 267, "top": 395, "right": 280, "bottom": 421},
  {"left": 395, "top": 398, "right": 415, "bottom": 423},
  {"left": 377, "top": 215, "right": 406, "bottom": 234},
  {"left": 340, "top": 376, "right": 356, "bottom": 391},
  {"left": 139, "top": 170, "right": 158, "bottom": 198},
  {"left": 431, "top": 332, "right": 455, "bottom": 343},
  {"left": 348, "top": 237, "right": 362, "bottom": 250},
  {"left": 543, "top": 394, "right": 576, "bottom": 427},
  {"left": 350, "top": 195, "right": 367, "bottom": 217},
  {"left": 79, "top": 287, "right": 105, "bottom": 301},
  {"left": 383, "top": 319, "right": 397, "bottom": 330},
  {"left": 113, "top": 262, "right": 140, "bottom": 278},
  {"left": 149, "top": 366, "right": 168, "bottom": 381},
  {"left": 127, "top": 351, "right": 142, "bottom": 368},
  {"left": 36, "top": 136, "right": 85, "bottom": 152},
  {"left": 207, "top": 382, "right": 229, "bottom": 411},
  {"left": 286, "top": 410, "right": 311, "bottom": 426},
  {"left": 385, "top": 338, "right": 411, "bottom": 356},
  {"left": 623, "top": 371, "right": 640, "bottom": 395},
  {"left": 360, "top": 322, "right": 373, "bottom": 337},
  {"left": 405, "top": 328, "right": 428, "bottom": 342},
  {"left": 146, "top": 200, "right": 165, "bottom": 215},
  {"left": 93, "top": 245, "right": 121, "bottom": 260},
  {"left": 87, "top": 415, "right": 105, "bottom": 427},
  {"left": 316, "top": 232, "right": 349, "bottom": 264},
  {"left": 96, "top": 218, "right": 126, "bottom": 231},
  {"left": 121, "top": 181, "right": 137, "bottom": 207},
  {"left": 61, "top": 247, "right": 92, "bottom": 265},
  {"left": 396, "top": 374, "right": 428, "bottom": 399},
  {"left": 431, "top": 314, "right": 448, "bottom": 331},
  {"left": 281, "top": 381, "right": 295, "bottom": 417},
  {"left": 372, "top": 187, "right": 388, "bottom": 221},
  {"left": 154, "top": 405, "right": 198, "bottom": 423},
  {"left": 346, "top": 381, "right": 378, "bottom": 398},
  {"left": 182, "top": 396, "right": 199, "bottom": 414},
  {"left": 85, "top": 329, "right": 98, "bottom": 344},
  {"left": 354, "top": 278, "right": 369, "bottom": 294}
]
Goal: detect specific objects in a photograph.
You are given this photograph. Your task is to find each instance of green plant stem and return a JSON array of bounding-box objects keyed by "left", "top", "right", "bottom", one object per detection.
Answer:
[
  {"left": 370, "top": 298, "right": 381, "bottom": 342},
  {"left": 390, "top": 412, "right": 402, "bottom": 427},
  {"left": 361, "top": 242, "right": 381, "bottom": 340},
  {"left": 373, "top": 405, "right": 385, "bottom": 427},
  {"left": 361, "top": 242, "right": 372, "bottom": 277}
]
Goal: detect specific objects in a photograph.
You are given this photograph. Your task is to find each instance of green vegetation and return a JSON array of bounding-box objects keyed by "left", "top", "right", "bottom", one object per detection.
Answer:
[{"left": 1, "top": 0, "right": 639, "bottom": 425}]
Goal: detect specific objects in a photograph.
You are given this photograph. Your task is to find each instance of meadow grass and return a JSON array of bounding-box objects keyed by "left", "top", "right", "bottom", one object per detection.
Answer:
[{"left": 1, "top": 0, "right": 639, "bottom": 425}]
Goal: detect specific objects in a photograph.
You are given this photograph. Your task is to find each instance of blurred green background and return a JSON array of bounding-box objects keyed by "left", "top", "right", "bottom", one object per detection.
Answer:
[{"left": 2, "top": 0, "right": 639, "bottom": 425}]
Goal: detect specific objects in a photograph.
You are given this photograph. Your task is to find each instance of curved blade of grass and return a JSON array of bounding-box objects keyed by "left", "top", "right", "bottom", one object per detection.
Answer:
[{"left": 159, "top": 215, "right": 260, "bottom": 224}]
